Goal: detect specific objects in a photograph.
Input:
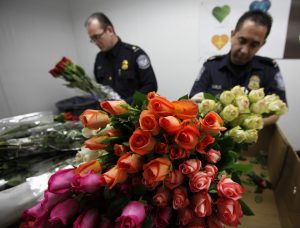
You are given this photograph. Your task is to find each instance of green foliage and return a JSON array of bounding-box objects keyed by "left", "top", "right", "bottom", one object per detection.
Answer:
[
  {"left": 239, "top": 199, "right": 255, "bottom": 216},
  {"left": 178, "top": 94, "right": 189, "bottom": 100},
  {"left": 203, "top": 92, "right": 218, "bottom": 101},
  {"left": 223, "top": 163, "right": 253, "bottom": 173},
  {"left": 217, "top": 150, "right": 239, "bottom": 170},
  {"left": 132, "top": 91, "right": 148, "bottom": 108}
]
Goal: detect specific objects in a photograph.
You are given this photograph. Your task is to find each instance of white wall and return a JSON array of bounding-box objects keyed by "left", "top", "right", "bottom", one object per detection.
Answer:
[
  {"left": 0, "top": 0, "right": 299, "bottom": 150},
  {"left": 0, "top": 0, "right": 78, "bottom": 117},
  {"left": 277, "top": 60, "right": 300, "bottom": 151}
]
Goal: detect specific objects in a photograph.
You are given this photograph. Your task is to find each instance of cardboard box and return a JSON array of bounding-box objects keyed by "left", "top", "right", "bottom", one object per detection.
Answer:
[
  {"left": 267, "top": 126, "right": 290, "bottom": 188},
  {"left": 274, "top": 146, "right": 300, "bottom": 227},
  {"left": 244, "top": 124, "right": 300, "bottom": 228}
]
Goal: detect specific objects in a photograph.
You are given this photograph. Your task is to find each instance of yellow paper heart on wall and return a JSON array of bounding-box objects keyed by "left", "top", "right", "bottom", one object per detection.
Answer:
[{"left": 211, "top": 34, "right": 229, "bottom": 50}]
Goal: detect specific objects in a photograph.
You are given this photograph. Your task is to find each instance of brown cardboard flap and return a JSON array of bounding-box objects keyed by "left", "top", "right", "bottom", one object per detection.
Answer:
[
  {"left": 274, "top": 146, "right": 300, "bottom": 228},
  {"left": 267, "top": 126, "right": 290, "bottom": 188}
]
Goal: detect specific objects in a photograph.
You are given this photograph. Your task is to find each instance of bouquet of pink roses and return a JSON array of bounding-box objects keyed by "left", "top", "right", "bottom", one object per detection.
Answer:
[{"left": 21, "top": 92, "right": 255, "bottom": 228}]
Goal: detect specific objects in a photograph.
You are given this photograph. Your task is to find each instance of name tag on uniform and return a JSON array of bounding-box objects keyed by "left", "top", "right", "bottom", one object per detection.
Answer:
[{"left": 211, "top": 84, "right": 222, "bottom": 90}]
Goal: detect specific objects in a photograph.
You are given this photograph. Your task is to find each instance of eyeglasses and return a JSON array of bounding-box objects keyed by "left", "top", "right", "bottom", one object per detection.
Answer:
[{"left": 90, "top": 30, "right": 106, "bottom": 43}]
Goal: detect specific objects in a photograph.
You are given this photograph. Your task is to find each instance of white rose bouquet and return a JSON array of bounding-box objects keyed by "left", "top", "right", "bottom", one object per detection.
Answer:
[{"left": 191, "top": 86, "right": 288, "bottom": 144}]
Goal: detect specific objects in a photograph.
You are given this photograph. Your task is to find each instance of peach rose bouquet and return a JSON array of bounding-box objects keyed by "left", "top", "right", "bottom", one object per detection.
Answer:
[{"left": 21, "top": 92, "right": 257, "bottom": 227}]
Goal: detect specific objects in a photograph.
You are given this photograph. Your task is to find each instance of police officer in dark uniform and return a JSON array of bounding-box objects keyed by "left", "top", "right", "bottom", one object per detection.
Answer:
[
  {"left": 190, "top": 54, "right": 286, "bottom": 103},
  {"left": 85, "top": 12, "right": 157, "bottom": 104},
  {"left": 190, "top": 10, "right": 287, "bottom": 126}
]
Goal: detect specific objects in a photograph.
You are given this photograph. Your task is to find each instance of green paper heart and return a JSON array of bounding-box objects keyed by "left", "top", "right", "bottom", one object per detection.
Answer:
[{"left": 212, "top": 5, "right": 231, "bottom": 23}]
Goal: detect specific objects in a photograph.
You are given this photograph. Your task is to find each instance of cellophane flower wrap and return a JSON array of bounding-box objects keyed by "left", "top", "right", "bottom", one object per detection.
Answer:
[
  {"left": 49, "top": 57, "right": 120, "bottom": 100},
  {"left": 21, "top": 89, "right": 287, "bottom": 227}
]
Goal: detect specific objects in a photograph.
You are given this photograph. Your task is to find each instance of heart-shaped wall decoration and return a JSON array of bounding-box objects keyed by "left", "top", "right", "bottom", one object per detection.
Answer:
[
  {"left": 212, "top": 5, "right": 231, "bottom": 23},
  {"left": 211, "top": 34, "right": 229, "bottom": 50},
  {"left": 249, "top": 0, "right": 271, "bottom": 12}
]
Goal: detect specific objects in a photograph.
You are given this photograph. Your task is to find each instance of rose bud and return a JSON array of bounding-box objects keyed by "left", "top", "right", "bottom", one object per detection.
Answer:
[
  {"left": 206, "top": 149, "right": 221, "bottom": 164},
  {"left": 230, "top": 85, "right": 246, "bottom": 97},
  {"left": 204, "top": 164, "right": 218, "bottom": 181},
  {"left": 242, "top": 115, "right": 263, "bottom": 130},
  {"left": 49, "top": 198, "right": 79, "bottom": 225},
  {"left": 143, "top": 157, "right": 171, "bottom": 183},
  {"left": 173, "top": 186, "right": 190, "bottom": 210},
  {"left": 79, "top": 109, "right": 109, "bottom": 130},
  {"left": 234, "top": 95, "right": 250, "bottom": 113},
  {"left": 159, "top": 116, "right": 182, "bottom": 134},
  {"left": 129, "top": 129, "right": 156, "bottom": 155},
  {"left": 172, "top": 99, "right": 198, "bottom": 120},
  {"left": 220, "top": 90, "right": 235, "bottom": 105},
  {"left": 220, "top": 104, "right": 239, "bottom": 122},
  {"left": 139, "top": 110, "right": 160, "bottom": 136},
  {"left": 250, "top": 99, "right": 268, "bottom": 114},
  {"left": 73, "top": 209, "right": 101, "bottom": 228},
  {"left": 244, "top": 129, "right": 258, "bottom": 143},
  {"left": 268, "top": 100, "right": 288, "bottom": 115},
  {"left": 216, "top": 198, "right": 243, "bottom": 227},
  {"left": 147, "top": 95, "right": 175, "bottom": 117},
  {"left": 75, "top": 160, "right": 102, "bottom": 175},
  {"left": 189, "top": 171, "right": 211, "bottom": 192},
  {"left": 48, "top": 168, "right": 75, "bottom": 194},
  {"left": 175, "top": 124, "right": 200, "bottom": 150},
  {"left": 100, "top": 100, "right": 129, "bottom": 115},
  {"left": 117, "top": 152, "right": 144, "bottom": 174},
  {"left": 179, "top": 159, "right": 202, "bottom": 178},
  {"left": 102, "top": 166, "right": 128, "bottom": 189},
  {"left": 153, "top": 186, "right": 171, "bottom": 208},
  {"left": 164, "top": 169, "right": 184, "bottom": 190},
  {"left": 200, "top": 111, "right": 226, "bottom": 135},
  {"left": 192, "top": 191, "right": 212, "bottom": 218},
  {"left": 72, "top": 171, "right": 106, "bottom": 193},
  {"left": 225, "top": 126, "right": 246, "bottom": 143},
  {"left": 115, "top": 201, "right": 146, "bottom": 227},
  {"left": 217, "top": 175, "right": 245, "bottom": 200},
  {"left": 248, "top": 88, "right": 265, "bottom": 103}
]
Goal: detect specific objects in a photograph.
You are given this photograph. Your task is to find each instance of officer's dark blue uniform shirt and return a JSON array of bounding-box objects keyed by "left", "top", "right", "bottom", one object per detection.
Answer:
[
  {"left": 189, "top": 53, "right": 287, "bottom": 103},
  {"left": 94, "top": 39, "right": 158, "bottom": 103}
]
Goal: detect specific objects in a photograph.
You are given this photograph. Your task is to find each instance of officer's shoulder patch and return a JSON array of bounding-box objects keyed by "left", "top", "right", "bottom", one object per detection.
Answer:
[
  {"left": 257, "top": 56, "right": 278, "bottom": 68},
  {"left": 274, "top": 72, "right": 286, "bottom": 91},
  {"left": 124, "top": 43, "right": 140, "bottom": 52},
  {"left": 137, "top": 54, "right": 150, "bottom": 69}
]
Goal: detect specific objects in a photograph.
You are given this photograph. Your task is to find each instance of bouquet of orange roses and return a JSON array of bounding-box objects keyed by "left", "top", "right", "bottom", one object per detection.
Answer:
[{"left": 21, "top": 92, "right": 255, "bottom": 228}]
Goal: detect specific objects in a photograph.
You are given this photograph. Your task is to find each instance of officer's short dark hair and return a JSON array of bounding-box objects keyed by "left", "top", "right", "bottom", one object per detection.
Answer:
[
  {"left": 85, "top": 12, "right": 115, "bottom": 32},
  {"left": 235, "top": 10, "right": 273, "bottom": 39}
]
